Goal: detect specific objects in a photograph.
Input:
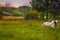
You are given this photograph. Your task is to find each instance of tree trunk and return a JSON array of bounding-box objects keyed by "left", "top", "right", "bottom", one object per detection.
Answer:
[{"left": 46, "top": 11, "right": 48, "bottom": 20}]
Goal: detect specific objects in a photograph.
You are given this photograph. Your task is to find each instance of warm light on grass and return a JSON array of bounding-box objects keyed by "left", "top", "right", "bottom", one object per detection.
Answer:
[{"left": 0, "top": 20, "right": 60, "bottom": 40}]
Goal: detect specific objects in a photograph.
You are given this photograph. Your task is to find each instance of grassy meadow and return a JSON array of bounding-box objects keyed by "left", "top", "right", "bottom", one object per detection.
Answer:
[{"left": 0, "top": 20, "right": 60, "bottom": 40}]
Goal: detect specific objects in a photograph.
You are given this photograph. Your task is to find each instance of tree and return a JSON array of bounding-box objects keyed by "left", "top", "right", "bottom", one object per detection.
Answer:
[
  {"left": 18, "top": 6, "right": 32, "bottom": 13},
  {"left": 50, "top": 0, "right": 60, "bottom": 20},
  {"left": 31, "top": 0, "right": 60, "bottom": 20},
  {"left": 0, "top": 7, "right": 4, "bottom": 19},
  {"left": 31, "top": 0, "right": 49, "bottom": 20}
]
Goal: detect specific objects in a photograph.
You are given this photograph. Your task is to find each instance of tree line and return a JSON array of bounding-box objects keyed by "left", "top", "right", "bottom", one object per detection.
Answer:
[
  {"left": 0, "top": 0, "right": 60, "bottom": 20},
  {"left": 31, "top": 0, "right": 60, "bottom": 20}
]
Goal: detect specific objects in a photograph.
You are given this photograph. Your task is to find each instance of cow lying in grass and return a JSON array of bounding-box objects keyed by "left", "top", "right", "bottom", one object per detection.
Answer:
[{"left": 42, "top": 20, "right": 58, "bottom": 28}]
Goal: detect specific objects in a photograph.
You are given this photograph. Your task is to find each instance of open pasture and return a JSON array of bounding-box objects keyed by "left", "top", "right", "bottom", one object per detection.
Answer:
[{"left": 0, "top": 20, "right": 60, "bottom": 40}]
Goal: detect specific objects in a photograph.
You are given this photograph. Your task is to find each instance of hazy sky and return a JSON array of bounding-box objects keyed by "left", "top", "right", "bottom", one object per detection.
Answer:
[{"left": 0, "top": 0, "right": 31, "bottom": 7}]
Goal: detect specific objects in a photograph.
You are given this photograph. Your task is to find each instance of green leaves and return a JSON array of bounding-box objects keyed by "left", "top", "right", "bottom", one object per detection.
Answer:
[
  {"left": 31, "top": 0, "right": 60, "bottom": 20},
  {"left": 11, "top": 10, "right": 24, "bottom": 16}
]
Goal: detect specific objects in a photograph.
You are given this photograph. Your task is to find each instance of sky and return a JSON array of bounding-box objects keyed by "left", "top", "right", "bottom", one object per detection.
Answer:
[{"left": 0, "top": 0, "right": 31, "bottom": 7}]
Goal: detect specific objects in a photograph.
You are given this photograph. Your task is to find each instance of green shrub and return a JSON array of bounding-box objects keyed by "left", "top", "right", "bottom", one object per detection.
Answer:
[
  {"left": 25, "top": 10, "right": 39, "bottom": 20},
  {"left": 11, "top": 10, "right": 24, "bottom": 16}
]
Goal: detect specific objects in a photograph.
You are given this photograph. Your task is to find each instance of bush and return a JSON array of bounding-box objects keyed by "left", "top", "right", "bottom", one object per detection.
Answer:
[
  {"left": 25, "top": 10, "right": 39, "bottom": 20},
  {"left": 11, "top": 10, "right": 24, "bottom": 16}
]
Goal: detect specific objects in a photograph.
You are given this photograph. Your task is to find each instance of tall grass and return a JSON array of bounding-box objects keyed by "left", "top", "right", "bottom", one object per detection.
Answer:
[{"left": 0, "top": 20, "right": 60, "bottom": 40}]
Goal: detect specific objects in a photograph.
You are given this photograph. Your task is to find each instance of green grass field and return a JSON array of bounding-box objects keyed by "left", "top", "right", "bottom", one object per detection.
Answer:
[{"left": 0, "top": 20, "right": 60, "bottom": 40}]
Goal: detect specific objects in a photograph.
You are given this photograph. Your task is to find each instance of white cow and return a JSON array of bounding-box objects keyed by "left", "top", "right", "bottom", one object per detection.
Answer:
[{"left": 42, "top": 20, "right": 58, "bottom": 28}]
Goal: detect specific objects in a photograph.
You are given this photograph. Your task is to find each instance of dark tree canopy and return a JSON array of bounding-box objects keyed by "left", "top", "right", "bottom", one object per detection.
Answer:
[
  {"left": 31, "top": 0, "right": 60, "bottom": 19},
  {"left": 32, "top": 0, "right": 60, "bottom": 11}
]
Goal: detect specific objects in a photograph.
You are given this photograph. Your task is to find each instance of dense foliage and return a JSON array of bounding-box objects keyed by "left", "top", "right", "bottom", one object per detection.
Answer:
[
  {"left": 25, "top": 10, "right": 39, "bottom": 19},
  {"left": 31, "top": 0, "right": 60, "bottom": 20}
]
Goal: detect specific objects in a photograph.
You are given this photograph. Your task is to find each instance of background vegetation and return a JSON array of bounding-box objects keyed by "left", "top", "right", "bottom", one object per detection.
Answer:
[{"left": 0, "top": 0, "right": 60, "bottom": 40}]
